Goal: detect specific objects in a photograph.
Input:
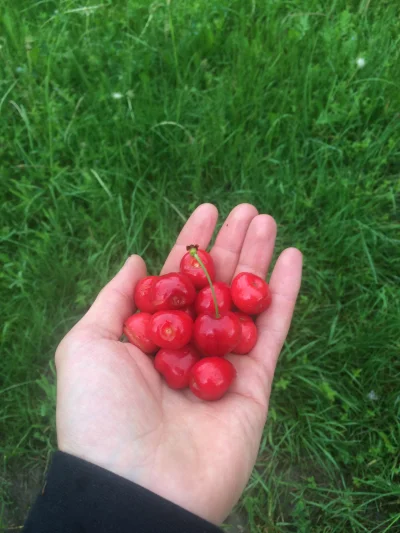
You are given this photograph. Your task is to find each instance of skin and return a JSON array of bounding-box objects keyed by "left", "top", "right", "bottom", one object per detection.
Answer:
[{"left": 56, "top": 203, "right": 302, "bottom": 524}]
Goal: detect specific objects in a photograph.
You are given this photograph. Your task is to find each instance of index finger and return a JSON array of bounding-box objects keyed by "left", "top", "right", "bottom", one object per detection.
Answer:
[{"left": 161, "top": 203, "right": 218, "bottom": 274}]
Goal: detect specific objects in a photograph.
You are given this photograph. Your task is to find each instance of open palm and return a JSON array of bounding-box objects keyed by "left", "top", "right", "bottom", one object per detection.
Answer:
[{"left": 56, "top": 204, "right": 302, "bottom": 524}]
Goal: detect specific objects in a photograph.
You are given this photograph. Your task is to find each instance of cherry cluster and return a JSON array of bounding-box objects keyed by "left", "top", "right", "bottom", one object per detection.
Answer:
[{"left": 123, "top": 245, "right": 271, "bottom": 401}]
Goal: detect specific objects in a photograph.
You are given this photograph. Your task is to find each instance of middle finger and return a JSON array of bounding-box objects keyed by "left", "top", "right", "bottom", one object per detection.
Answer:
[
  {"left": 232, "top": 214, "right": 277, "bottom": 280},
  {"left": 210, "top": 204, "right": 258, "bottom": 283}
]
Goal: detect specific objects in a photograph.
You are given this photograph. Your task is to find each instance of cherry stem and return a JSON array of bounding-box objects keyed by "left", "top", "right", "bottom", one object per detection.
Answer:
[{"left": 188, "top": 246, "right": 220, "bottom": 319}]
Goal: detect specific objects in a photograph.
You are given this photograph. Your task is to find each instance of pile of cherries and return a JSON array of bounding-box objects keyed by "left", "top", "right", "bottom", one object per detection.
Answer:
[{"left": 123, "top": 245, "right": 271, "bottom": 401}]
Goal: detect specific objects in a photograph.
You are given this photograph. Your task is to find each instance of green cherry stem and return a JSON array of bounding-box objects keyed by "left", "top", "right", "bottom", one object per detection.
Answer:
[{"left": 188, "top": 246, "right": 220, "bottom": 319}]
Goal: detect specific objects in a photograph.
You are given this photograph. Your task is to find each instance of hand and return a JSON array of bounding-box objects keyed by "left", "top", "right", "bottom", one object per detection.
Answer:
[{"left": 55, "top": 204, "right": 302, "bottom": 524}]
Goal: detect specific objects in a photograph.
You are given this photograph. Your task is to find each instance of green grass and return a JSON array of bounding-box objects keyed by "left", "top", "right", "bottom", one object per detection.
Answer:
[{"left": 1, "top": 0, "right": 400, "bottom": 531}]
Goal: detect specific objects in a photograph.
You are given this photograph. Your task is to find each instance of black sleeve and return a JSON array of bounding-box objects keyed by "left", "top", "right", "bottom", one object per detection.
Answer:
[{"left": 23, "top": 451, "right": 222, "bottom": 533}]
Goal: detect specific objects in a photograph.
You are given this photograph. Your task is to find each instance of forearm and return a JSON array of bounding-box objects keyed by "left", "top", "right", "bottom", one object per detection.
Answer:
[{"left": 23, "top": 452, "right": 222, "bottom": 533}]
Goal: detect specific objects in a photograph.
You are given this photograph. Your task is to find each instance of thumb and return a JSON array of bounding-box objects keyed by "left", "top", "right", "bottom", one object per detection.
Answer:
[{"left": 78, "top": 255, "right": 147, "bottom": 339}]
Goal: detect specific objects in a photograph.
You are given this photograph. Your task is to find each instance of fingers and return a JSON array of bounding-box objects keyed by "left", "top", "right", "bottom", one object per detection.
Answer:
[
  {"left": 232, "top": 215, "right": 277, "bottom": 280},
  {"left": 210, "top": 204, "right": 258, "bottom": 283},
  {"left": 161, "top": 203, "right": 218, "bottom": 275},
  {"left": 78, "top": 255, "right": 147, "bottom": 339},
  {"left": 252, "top": 248, "right": 303, "bottom": 378}
]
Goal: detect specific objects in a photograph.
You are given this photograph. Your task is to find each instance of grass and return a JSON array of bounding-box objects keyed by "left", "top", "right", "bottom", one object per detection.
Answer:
[{"left": 1, "top": 0, "right": 399, "bottom": 531}]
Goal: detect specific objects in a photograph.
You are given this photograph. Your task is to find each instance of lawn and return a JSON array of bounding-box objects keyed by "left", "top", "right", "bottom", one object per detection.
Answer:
[{"left": 1, "top": 0, "right": 400, "bottom": 531}]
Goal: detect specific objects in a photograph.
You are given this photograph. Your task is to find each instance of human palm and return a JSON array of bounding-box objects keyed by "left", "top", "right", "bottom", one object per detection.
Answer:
[{"left": 56, "top": 204, "right": 302, "bottom": 524}]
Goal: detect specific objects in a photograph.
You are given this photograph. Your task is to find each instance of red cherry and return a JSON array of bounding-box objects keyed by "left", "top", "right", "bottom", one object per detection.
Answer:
[
  {"left": 189, "top": 357, "right": 236, "bottom": 401},
  {"left": 149, "top": 310, "right": 193, "bottom": 349},
  {"left": 180, "top": 304, "right": 197, "bottom": 320},
  {"left": 150, "top": 273, "right": 196, "bottom": 312},
  {"left": 232, "top": 312, "right": 257, "bottom": 354},
  {"left": 154, "top": 345, "right": 201, "bottom": 389},
  {"left": 134, "top": 275, "right": 158, "bottom": 313},
  {"left": 123, "top": 313, "right": 158, "bottom": 354},
  {"left": 180, "top": 248, "right": 216, "bottom": 289},
  {"left": 193, "top": 311, "right": 240, "bottom": 357},
  {"left": 195, "top": 281, "right": 232, "bottom": 317},
  {"left": 231, "top": 272, "right": 271, "bottom": 315}
]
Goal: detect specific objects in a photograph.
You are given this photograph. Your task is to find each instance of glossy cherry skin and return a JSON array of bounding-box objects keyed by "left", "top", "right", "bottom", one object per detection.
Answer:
[
  {"left": 150, "top": 273, "right": 196, "bottom": 312},
  {"left": 189, "top": 357, "right": 236, "bottom": 401},
  {"left": 193, "top": 311, "right": 241, "bottom": 357},
  {"left": 134, "top": 275, "right": 158, "bottom": 313},
  {"left": 231, "top": 272, "right": 271, "bottom": 315},
  {"left": 232, "top": 312, "right": 257, "bottom": 355},
  {"left": 180, "top": 248, "right": 216, "bottom": 289},
  {"left": 195, "top": 281, "right": 232, "bottom": 317},
  {"left": 154, "top": 345, "right": 201, "bottom": 389},
  {"left": 149, "top": 310, "right": 193, "bottom": 350},
  {"left": 123, "top": 313, "right": 158, "bottom": 354}
]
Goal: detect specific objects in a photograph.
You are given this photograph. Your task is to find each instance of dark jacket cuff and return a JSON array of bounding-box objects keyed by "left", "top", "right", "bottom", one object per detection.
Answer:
[{"left": 23, "top": 451, "right": 222, "bottom": 533}]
